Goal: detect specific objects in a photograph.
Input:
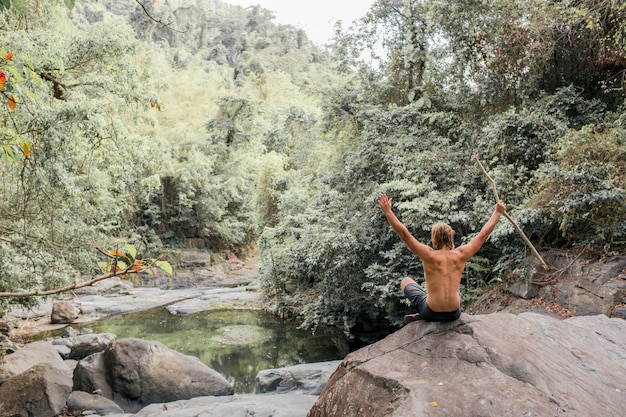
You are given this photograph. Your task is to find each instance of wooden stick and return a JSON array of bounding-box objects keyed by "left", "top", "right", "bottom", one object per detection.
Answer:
[{"left": 474, "top": 155, "right": 550, "bottom": 270}]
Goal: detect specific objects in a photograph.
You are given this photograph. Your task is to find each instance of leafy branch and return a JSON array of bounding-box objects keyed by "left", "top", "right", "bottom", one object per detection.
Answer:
[{"left": 0, "top": 241, "right": 173, "bottom": 298}]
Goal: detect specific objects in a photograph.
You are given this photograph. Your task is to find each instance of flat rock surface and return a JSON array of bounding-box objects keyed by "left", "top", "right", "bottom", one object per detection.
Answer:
[
  {"left": 309, "top": 312, "right": 626, "bottom": 417},
  {"left": 131, "top": 393, "right": 319, "bottom": 417}
]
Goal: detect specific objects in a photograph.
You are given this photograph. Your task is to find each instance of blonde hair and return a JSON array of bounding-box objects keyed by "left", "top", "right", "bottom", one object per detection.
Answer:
[{"left": 431, "top": 223, "right": 455, "bottom": 250}]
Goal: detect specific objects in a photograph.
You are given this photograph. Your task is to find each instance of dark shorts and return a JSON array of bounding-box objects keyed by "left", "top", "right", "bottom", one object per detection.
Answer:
[{"left": 403, "top": 283, "right": 461, "bottom": 322}]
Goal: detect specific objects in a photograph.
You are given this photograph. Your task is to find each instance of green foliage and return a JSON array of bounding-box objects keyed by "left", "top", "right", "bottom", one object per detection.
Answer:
[
  {"left": 533, "top": 123, "right": 626, "bottom": 247},
  {"left": 1, "top": 0, "right": 625, "bottom": 335},
  {"left": 0, "top": 2, "right": 167, "bottom": 310}
]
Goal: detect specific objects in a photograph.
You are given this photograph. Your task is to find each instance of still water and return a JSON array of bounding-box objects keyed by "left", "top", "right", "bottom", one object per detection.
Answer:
[{"left": 78, "top": 308, "right": 343, "bottom": 393}]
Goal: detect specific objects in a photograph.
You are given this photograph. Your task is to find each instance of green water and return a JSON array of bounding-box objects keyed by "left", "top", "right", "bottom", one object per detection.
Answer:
[{"left": 78, "top": 308, "right": 343, "bottom": 393}]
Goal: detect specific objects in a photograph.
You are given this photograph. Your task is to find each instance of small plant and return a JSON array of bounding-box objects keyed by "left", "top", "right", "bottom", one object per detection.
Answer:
[{"left": 97, "top": 239, "right": 173, "bottom": 279}]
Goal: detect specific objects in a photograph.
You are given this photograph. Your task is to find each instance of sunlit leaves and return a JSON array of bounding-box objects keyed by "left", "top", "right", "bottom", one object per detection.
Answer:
[
  {"left": 0, "top": 0, "right": 74, "bottom": 13},
  {"left": 99, "top": 240, "right": 173, "bottom": 279}
]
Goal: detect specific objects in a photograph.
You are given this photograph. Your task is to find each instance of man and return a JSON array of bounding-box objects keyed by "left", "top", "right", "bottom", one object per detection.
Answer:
[{"left": 378, "top": 193, "right": 506, "bottom": 322}]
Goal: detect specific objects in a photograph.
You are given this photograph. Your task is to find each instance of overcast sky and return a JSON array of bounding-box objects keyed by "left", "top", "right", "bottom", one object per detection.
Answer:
[{"left": 225, "top": 0, "right": 376, "bottom": 45}]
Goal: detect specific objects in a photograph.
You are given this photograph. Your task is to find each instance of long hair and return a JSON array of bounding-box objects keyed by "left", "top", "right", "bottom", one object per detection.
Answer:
[{"left": 431, "top": 223, "right": 455, "bottom": 250}]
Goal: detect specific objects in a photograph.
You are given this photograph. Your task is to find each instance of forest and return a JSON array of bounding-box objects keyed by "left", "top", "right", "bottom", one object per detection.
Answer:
[{"left": 0, "top": 0, "right": 624, "bottom": 333}]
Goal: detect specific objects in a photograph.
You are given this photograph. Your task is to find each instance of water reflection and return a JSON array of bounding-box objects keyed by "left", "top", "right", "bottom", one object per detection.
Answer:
[{"left": 79, "top": 308, "right": 343, "bottom": 393}]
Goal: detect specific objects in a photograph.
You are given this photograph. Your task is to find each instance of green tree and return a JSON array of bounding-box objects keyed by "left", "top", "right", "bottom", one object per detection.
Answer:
[{"left": 0, "top": 3, "right": 165, "bottom": 311}]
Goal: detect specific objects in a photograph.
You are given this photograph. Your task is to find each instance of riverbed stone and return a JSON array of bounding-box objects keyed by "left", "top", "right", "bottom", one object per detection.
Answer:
[
  {"left": 133, "top": 393, "right": 319, "bottom": 417},
  {"left": 256, "top": 361, "right": 341, "bottom": 394},
  {"left": 67, "top": 390, "right": 124, "bottom": 416},
  {"left": 51, "top": 300, "right": 80, "bottom": 324},
  {"left": 104, "top": 338, "right": 234, "bottom": 407},
  {"left": 53, "top": 332, "right": 117, "bottom": 360},
  {"left": 73, "top": 351, "right": 115, "bottom": 399},
  {"left": 0, "top": 340, "right": 66, "bottom": 384},
  {"left": 0, "top": 363, "right": 72, "bottom": 417}
]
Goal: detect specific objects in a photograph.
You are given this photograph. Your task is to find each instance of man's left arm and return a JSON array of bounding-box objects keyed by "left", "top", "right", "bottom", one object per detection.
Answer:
[{"left": 458, "top": 200, "right": 506, "bottom": 260}]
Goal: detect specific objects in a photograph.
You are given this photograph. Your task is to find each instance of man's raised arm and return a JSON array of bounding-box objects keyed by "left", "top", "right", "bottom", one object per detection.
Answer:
[
  {"left": 458, "top": 200, "right": 506, "bottom": 260},
  {"left": 378, "top": 194, "right": 431, "bottom": 258}
]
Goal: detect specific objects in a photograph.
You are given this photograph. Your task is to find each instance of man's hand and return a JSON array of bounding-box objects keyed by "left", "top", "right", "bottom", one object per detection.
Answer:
[
  {"left": 495, "top": 200, "right": 506, "bottom": 214},
  {"left": 378, "top": 193, "right": 393, "bottom": 214}
]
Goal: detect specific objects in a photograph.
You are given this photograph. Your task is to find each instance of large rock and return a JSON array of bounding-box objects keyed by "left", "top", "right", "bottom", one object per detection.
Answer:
[
  {"left": 0, "top": 363, "right": 72, "bottom": 417},
  {"left": 0, "top": 340, "right": 66, "bottom": 384},
  {"left": 308, "top": 313, "right": 626, "bottom": 417},
  {"left": 51, "top": 300, "right": 80, "bottom": 324},
  {"left": 53, "top": 332, "right": 117, "bottom": 360},
  {"left": 256, "top": 361, "right": 341, "bottom": 394},
  {"left": 73, "top": 351, "right": 115, "bottom": 399},
  {"left": 478, "top": 254, "right": 626, "bottom": 318},
  {"left": 67, "top": 390, "right": 124, "bottom": 416},
  {"left": 103, "top": 338, "right": 234, "bottom": 406}
]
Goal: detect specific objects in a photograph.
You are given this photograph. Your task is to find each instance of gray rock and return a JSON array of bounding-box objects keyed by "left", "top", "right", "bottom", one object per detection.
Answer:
[
  {"left": 133, "top": 393, "right": 318, "bottom": 417},
  {"left": 0, "top": 340, "right": 66, "bottom": 384},
  {"left": 308, "top": 313, "right": 626, "bottom": 417},
  {"left": 53, "top": 332, "right": 117, "bottom": 360},
  {"left": 67, "top": 390, "right": 124, "bottom": 416},
  {"left": 179, "top": 250, "right": 211, "bottom": 267},
  {"left": 51, "top": 300, "right": 80, "bottom": 324},
  {"left": 611, "top": 305, "right": 626, "bottom": 319},
  {"left": 166, "top": 287, "right": 260, "bottom": 315},
  {"left": 104, "top": 338, "right": 234, "bottom": 406},
  {"left": 256, "top": 361, "right": 341, "bottom": 394},
  {"left": 505, "top": 280, "right": 539, "bottom": 299},
  {"left": 0, "top": 363, "right": 72, "bottom": 417},
  {"left": 472, "top": 254, "right": 626, "bottom": 318},
  {"left": 73, "top": 352, "right": 115, "bottom": 399}
]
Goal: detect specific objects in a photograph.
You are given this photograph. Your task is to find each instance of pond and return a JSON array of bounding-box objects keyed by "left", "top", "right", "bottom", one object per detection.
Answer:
[{"left": 77, "top": 308, "right": 344, "bottom": 393}]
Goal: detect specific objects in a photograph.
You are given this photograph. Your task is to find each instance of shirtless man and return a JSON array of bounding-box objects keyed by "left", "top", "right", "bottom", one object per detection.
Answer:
[{"left": 378, "top": 193, "right": 506, "bottom": 322}]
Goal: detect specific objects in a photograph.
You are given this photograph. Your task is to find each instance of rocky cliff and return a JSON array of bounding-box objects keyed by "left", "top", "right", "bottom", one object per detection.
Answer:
[{"left": 308, "top": 312, "right": 626, "bottom": 417}]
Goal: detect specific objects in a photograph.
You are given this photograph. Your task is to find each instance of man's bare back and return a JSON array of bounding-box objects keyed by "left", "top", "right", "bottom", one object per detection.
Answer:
[{"left": 378, "top": 193, "right": 506, "bottom": 318}]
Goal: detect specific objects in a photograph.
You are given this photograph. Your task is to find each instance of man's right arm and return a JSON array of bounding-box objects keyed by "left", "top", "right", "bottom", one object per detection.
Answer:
[
  {"left": 378, "top": 194, "right": 432, "bottom": 258},
  {"left": 457, "top": 200, "right": 506, "bottom": 260}
]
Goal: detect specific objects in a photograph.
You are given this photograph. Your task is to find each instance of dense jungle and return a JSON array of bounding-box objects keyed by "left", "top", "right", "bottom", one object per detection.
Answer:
[{"left": 0, "top": 0, "right": 625, "bottom": 335}]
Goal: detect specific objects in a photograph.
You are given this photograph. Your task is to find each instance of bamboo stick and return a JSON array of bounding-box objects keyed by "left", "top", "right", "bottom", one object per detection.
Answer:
[{"left": 473, "top": 155, "right": 550, "bottom": 270}]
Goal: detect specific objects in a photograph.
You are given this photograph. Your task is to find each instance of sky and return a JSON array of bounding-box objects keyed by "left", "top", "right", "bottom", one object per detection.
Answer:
[{"left": 225, "top": 0, "right": 376, "bottom": 45}]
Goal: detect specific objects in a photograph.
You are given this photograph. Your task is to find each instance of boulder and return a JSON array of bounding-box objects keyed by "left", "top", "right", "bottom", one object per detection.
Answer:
[
  {"left": 51, "top": 300, "right": 80, "bottom": 324},
  {"left": 256, "top": 361, "right": 341, "bottom": 394},
  {"left": 67, "top": 390, "right": 124, "bottom": 416},
  {"left": 0, "top": 340, "right": 66, "bottom": 384},
  {"left": 472, "top": 254, "right": 626, "bottom": 318},
  {"left": 73, "top": 351, "right": 115, "bottom": 399},
  {"left": 0, "top": 363, "right": 72, "bottom": 417},
  {"left": 308, "top": 313, "right": 626, "bottom": 417},
  {"left": 103, "top": 338, "right": 234, "bottom": 406},
  {"left": 53, "top": 332, "right": 117, "bottom": 360}
]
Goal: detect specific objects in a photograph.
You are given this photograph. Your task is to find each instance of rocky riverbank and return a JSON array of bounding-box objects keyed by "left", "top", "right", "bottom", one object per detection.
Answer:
[
  {"left": 4, "top": 254, "right": 264, "bottom": 342},
  {"left": 0, "top": 329, "right": 341, "bottom": 417},
  {"left": 0, "top": 254, "right": 342, "bottom": 416},
  {"left": 1, "top": 250, "right": 625, "bottom": 416}
]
